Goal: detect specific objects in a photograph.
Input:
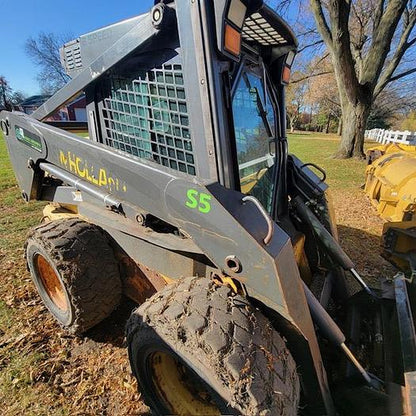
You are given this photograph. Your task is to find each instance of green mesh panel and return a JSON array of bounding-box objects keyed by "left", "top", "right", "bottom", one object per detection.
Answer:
[{"left": 101, "top": 64, "right": 196, "bottom": 175}]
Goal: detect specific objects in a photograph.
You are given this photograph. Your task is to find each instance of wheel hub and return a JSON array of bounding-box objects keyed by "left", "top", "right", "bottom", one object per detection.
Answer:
[
  {"left": 150, "top": 351, "right": 220, "bottom": 416},
  {"left": 35, "top": 253, "right": 68, "bottom": 312}
]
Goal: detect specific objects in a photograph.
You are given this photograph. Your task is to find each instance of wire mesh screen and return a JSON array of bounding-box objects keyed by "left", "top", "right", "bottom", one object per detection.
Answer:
[
  {"left": 101, "top": 64, "right": 196, "bottom": 176},
  {"left": 243, "top": 13, "right": 288, "bottom": 46}
]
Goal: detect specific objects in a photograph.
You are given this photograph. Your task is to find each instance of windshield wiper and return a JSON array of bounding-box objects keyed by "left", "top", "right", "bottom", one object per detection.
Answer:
[{"left": 242, "top": 73, "right": 273, "bottom": 138}]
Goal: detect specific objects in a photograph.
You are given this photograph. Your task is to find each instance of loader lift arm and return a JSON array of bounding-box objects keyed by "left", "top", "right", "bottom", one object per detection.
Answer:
[{"left": 32, "top": 5, "right": 170, "bottom": 122}]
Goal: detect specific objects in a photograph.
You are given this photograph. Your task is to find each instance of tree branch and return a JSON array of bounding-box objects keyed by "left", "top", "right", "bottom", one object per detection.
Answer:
[
  {"left": 328, "top": 0, "right": 363, "bottom": 103},
  {"left": 320, "top": 96, "right": 341, "bottom": 109},
  {"left": 297, "top": 40, "right": 324, "bottom": 53},
  {"left": 362, "top": 0, "right": 409, "bottom": 86},
  {"left": 297, "top": 28, "right": 319, "bottom": 38},
  {"left": 407, "top": 36, "right": 416, "bottom": 47},
  {"left": 309, "top": 0, "right": 333, "bottom": 46},
  {"left": 374, "top": 9, "right": 416, "bottom": 97},
  {"left": 373, "top": 0, "right": 385, "bottom": 32},
  {"left": 388, "top": 67, "right": 416, "bottom": 82},
  {"left": 292, "top": 71, "right": 333, "bottom": 84}
]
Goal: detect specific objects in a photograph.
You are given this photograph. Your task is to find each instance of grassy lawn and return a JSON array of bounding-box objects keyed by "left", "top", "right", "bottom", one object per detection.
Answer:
[
  {"left": 0, "top": 130, "right": 394, "bottom": 415},
  {"left": 288, "top": 132, "right": 369, "bottom": 191}
]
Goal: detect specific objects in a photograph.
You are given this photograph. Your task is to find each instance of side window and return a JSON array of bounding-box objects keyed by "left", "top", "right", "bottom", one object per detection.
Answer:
[
  {"left": 231, "top": 70, "right": 277, "bottom": 213},
  {"left": 246, "top": 73, "right": 275, "bottom": 135},
  {"left": 100, "top": 60, "right": 197, "bottom": 176}
]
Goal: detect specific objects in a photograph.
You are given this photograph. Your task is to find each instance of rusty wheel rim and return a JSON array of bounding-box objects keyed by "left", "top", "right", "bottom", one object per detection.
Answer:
[
  {"left": 35, "top": 253, "right": 68, "bottom": 312},
  {"left": 149, "top": 351, "right": 220, "bottom": 416}
]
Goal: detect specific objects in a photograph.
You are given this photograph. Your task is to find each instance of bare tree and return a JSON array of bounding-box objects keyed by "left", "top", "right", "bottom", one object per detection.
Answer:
[
  {"left": 10, "top": 91, "right": 27, "bottom": 106},
  {"left": 0, "top": 76, "right": 27, "bottom": 110},
  {"left": 310, "top": 0, "right": 416, "bottom": 158},
  {"left": 25, "top": 33, "right": 71, "bottom": 95},
  {"left": 286, "top": 73, "right": 309, "bottom": 132},
  {"left": 299, "top": 55, "right": 342, "bottom": 132},
  {"left": 0, "top": 76, "right": 12, "bottom": 110}
]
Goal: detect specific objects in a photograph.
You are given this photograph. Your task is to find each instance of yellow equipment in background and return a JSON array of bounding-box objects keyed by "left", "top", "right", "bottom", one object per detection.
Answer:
[
  {"left": 364, "top": 143, "right": 416, "bottom": 274},
  {"left": 366, "top": 143, "right": 416, "bottom": 165},
  {"left": 382, "top": 220, "right": 416, "bottom": 273}
]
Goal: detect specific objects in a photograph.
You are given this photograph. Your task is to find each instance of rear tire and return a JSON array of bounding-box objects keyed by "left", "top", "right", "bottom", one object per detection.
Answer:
[
  {"left": 127, "top": 276, "right": 300, "bottom": 416},
  {"left": 25, "top": 218, "right": 121, "bottom": 335}
]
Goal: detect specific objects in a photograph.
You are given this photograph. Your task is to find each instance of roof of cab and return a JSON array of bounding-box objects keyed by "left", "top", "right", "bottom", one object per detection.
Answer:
[{"left": 242, "top": 4, "right": 298, "bottom": 49}]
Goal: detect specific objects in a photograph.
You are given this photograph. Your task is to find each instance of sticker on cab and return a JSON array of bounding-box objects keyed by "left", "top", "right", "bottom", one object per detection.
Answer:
[{"left": 185, "top": 189, "right": 212, "bottom": 213}]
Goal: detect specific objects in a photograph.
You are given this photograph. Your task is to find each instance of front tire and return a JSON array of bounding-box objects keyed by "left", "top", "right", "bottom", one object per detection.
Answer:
[
  {"left": 127, "top": 276, "right": 300, "bottom": 416},
  {"left": 25, "top": 218, "right": 122, "bottom": 335}
]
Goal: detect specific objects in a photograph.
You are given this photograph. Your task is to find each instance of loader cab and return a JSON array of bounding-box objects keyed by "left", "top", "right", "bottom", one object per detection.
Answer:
[
  {"left": 44, "top": 0, "right": 296, "bottom": 220},
  {"left": 202, "top": 0, "right": 298, "bottom": 218}
]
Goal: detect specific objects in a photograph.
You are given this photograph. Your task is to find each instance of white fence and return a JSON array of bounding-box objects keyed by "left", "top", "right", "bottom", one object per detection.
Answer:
[{"left": 365, "top": 128, "right": 416, "bottom": 145}]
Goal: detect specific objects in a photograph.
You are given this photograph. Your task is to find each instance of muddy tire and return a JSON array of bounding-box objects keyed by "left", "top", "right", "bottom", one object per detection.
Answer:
[
  {"left": 25, "top": 218, "right": 121, "bottom": 335},
  {"left": 127, "top": 276, "right": 300, "bottom": 416}
]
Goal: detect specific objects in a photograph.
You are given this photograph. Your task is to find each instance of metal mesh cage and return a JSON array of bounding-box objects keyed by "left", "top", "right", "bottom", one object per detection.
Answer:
[
  {"left": 101, "top": 63, "right": 196, "bottom": 176},
  {"left": 243, "top": 13, "right": 288, "bottom": 46}
]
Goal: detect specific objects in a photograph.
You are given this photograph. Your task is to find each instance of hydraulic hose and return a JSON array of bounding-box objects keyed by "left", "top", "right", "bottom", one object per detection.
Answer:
[{"left": 303, "top": 282, "right": 373, "bottom": 386}]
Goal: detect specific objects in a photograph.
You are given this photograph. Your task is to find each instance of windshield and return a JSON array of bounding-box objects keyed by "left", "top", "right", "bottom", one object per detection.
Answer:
[{"left": 232, "top": 69, "right": 276, "bottom": 213}]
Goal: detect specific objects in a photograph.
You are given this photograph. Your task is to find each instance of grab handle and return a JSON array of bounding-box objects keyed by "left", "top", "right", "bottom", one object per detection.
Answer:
[
  {"left": 300, "top": 162, "right": 327, "bottom": 183},
  {"left": 242, "top": 195, "right": 273, "bottom": 245}
]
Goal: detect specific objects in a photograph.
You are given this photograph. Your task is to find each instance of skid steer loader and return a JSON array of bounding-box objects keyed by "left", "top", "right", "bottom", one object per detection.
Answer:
[{"left": 1, "top": 1, "right": 415, "bottom": 414}]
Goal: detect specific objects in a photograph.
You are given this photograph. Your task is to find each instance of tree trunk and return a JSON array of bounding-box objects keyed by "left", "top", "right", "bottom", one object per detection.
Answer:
[
  {"left": 336, "top": 102, "right": 370, "bottom": 158},
  {"left": 289, "top": 116, "right": 295, "bottom": 133},
  {"left": 337, "top": 118, "right": 342, "bottom": 136},
  {"left": 325, "top": 115, "right": 331, "bottom": 134}
]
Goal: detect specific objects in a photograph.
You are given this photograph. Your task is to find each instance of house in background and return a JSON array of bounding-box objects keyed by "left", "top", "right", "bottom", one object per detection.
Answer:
[
  {"left": 67, "top": 95, "right": 87, "bottom": 122},
  {"left": 20, "top": 95, "right": 51, "bottom": 115},
  {"left": 19, "top": 94, "right": 87, "bottom": 122}
]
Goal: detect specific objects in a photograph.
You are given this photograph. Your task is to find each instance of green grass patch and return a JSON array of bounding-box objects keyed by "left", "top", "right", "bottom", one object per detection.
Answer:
[
  {"left": 0, "top": 349, "right": 65, "bottom": 416},
  {"left": 0, "top": 300, "right": 15, "bottom": 331},
  {"left": 288, "top": 133, "right": 368, "bottom": 191},
  {"left": 0, "top": 134, "right": 17, "bottom": 190},
  {"left": 0, "top": 133, "right": 45, "bottom": 252}
]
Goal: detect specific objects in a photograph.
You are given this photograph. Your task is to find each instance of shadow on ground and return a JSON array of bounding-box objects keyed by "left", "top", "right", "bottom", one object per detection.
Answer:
[{"left": 85, "top": 296, "right": 138, "bottom": 347}]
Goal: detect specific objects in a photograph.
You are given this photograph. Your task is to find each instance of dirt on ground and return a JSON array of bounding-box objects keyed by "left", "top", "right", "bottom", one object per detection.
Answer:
[
  {"left": 332, "top": 189, "right": 397, "bottom": 288},
  {"left": 0, "top": 245, "right": 150, "bottom": 415},
  {"left": 0, "top": 178, "right": 399, "bottom": 416}
]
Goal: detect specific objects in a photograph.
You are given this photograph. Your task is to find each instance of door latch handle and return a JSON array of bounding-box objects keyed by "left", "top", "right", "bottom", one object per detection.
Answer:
[{"left": 242, "top": 195, "right": 274, "bottom": 245}]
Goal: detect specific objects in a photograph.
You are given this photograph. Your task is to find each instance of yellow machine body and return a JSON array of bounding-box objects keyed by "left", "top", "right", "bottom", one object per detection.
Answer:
[
  {"left": 382, "top": 220, "right": 416, "bottom": 274},
  {"left": 366, "top": 143, "right": 416, "bottom": 163},
  {"left": 364, "top": 143, "right": 416, "bottom": 273},
  {"left": 364, "top": 150, "right": 416, "bottom": 222}
]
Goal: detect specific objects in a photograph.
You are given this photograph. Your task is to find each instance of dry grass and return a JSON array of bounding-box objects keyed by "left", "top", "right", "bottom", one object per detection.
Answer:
[{"left": 0, "top": 131, "right": 396, "bottom": 414}]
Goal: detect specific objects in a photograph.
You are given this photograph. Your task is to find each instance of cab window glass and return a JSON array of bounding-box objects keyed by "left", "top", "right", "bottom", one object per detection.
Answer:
[{"left": 232, "top": 70, "right": 276, "bottom": 213}]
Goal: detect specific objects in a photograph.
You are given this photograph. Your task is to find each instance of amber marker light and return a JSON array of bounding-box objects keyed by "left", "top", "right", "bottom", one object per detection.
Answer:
[
  {"left": 282, "top": 51, "right": 295, "bottom": 84},
  {"left": 282, "top": 66, "right": 291, "bottom": 84},
  {"left": 224, "top": 23, "right": 242, "bottom": 56}
]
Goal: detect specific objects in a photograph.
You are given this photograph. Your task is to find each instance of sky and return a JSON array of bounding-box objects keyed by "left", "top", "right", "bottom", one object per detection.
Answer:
[{"left": 0, "top": 0, "right": 154, "bottom": 96}]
